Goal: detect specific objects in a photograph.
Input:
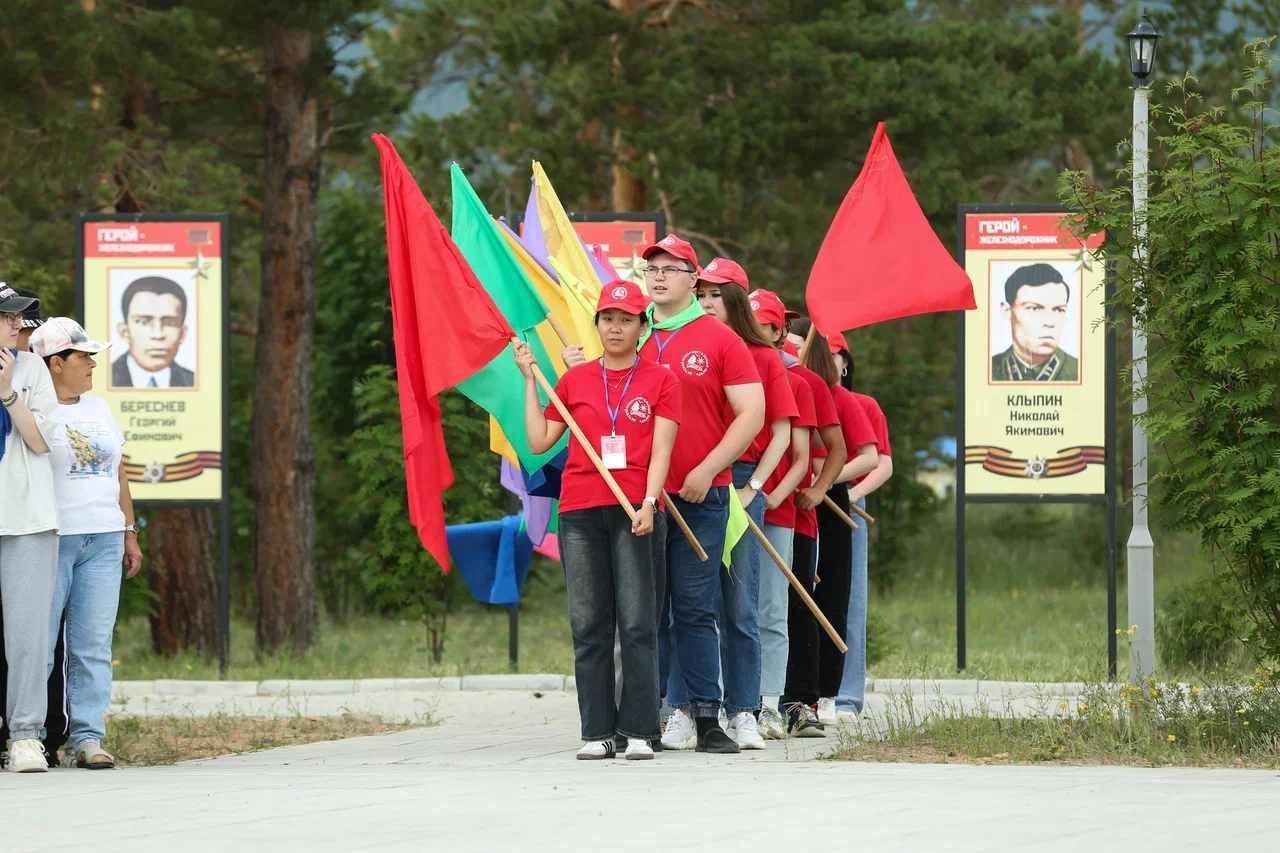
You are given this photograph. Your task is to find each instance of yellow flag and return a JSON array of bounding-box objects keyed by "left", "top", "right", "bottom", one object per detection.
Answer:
[
  {"left": 723, "top": 491, "right": 751, "bottom": 568},
  {"left": 503, "top": 228, "right": 602, "bottom": 361},
  {"left": 533, "top": 161, "right": 604, "bottom": 295}
]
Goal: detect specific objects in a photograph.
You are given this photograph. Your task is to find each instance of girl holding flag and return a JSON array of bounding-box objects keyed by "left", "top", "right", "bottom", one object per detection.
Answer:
[
  {"left": 748, "top": 289, "right": 816, "bottom": 739},
  {"left": 517, "top": 279, "right": 681, "bottom": 761},
  {"left": 829, "top": 333, "right": 893, "bottom": 719},
  {"left": 778, "top": 319, "right": 847, "bottom": 736},
  {"left": 788, "top": 318, "right": 878, "bottom": 727},
  {"left": 661, "top": 258, "right": 797, "bottom": 750}
]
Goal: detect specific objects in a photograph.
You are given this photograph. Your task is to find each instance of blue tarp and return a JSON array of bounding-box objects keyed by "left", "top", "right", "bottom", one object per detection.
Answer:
[{"left": 445, "top": 514, "right": 533, "bottom": 609}]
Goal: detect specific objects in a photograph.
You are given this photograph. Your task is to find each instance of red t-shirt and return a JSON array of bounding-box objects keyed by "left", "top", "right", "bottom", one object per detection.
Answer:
[
  {"left": 638, "top": 314, "right": 759, "bottom": 491},
  {"left": 791, "top": 365, "right": 839, "bottom": 539},
  {"left": 739, "top": 343, "right": 799, "bottom": 463},
  {"left": 545, "top": 357, "right": 682, "bottom": 513},
  {"left": 851, "top": 392, "right": 891, "bottom": 486},
  {"left": 831, "top": 384, "right": 877, "bottom": 460},
  {"left": 763, "top": 371, "right": 816, "bottom": 529}
]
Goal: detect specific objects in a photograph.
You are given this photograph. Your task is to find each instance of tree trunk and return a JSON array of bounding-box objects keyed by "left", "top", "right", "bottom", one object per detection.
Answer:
[
  {"left": 253, "top": 24, "right": 320, "bottom": 653},
  {"left": 96, "top": 19, "right": 222, "bottom": 656},
  {"left": 148, "top": 508, "right": 220, "bottom": 655},
  {"left": 609, "top": 0, "right": 646, "bottom": 212}
]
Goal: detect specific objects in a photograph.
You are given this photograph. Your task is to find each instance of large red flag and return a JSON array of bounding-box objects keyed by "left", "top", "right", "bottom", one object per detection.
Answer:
[
  {"left": 807, "top": 122, "right": 976, "bottom": 334},
  {"left": 372, "top": 133, "right": 514, "bottom": 570}
]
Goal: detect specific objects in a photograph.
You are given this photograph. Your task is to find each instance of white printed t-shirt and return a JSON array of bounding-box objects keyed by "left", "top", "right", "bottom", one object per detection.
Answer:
[
  {"left": 50, "top": 393, "right": 126, "bottom": 536},
  {"left": 0, "top": 351, "right": 61, "bottom": 536}
]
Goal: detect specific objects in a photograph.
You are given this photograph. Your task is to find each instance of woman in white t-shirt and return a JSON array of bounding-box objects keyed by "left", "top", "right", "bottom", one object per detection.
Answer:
[
  {"left": 29, "top": 318, "right": 142, "bottom": 771},
  {"left": 0, "top": 285, "right": 61, "bottom": 774}
]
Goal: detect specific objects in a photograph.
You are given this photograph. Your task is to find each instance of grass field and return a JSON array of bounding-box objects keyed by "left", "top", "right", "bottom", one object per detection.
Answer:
[
  {"left": 103, "top": 714, "right": 415, "bottom": 766},
  {"left": 111, "top": 503, "right": 1243, "bottom": 684}
]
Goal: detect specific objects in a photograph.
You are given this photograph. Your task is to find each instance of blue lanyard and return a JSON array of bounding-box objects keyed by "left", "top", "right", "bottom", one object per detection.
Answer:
[
  {"left": 601, "top": 359, "right": 640, "bottom": 436},
  {"left": 652, "top": 327, "right": 683, "bottom": 364}
]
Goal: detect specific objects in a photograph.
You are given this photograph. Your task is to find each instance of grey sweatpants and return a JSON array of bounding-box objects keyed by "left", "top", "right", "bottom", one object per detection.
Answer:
[{"left": 1, "top": 531, "right": 58, "bottom": 742}]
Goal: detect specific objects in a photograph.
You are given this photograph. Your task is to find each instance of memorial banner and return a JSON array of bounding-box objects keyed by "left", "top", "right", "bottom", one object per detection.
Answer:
[
  {"left": 77, "top": 215, "right": 228, "bottom": 503},
  {"left": 960, "top": 210, "right": 1107, "bottom": 496}
]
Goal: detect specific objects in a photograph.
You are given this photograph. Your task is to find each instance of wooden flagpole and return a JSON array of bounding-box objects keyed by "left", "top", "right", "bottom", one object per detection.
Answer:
[{"left": 745, "top": 513, "right": 847, "bottom": 653}]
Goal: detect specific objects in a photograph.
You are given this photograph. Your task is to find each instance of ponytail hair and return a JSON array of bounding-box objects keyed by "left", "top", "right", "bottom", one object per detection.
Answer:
[
  {"left": 790, "top": 316, "right": 840, "bottom": 387},
  {"left": 711, "top": 284, "right": 776, "bottom": 350}
]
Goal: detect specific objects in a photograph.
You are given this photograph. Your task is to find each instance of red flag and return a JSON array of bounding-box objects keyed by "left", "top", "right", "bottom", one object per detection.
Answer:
[
  {"left": 372, "top": 133, "right": 514, "bottom": 570},
  {"left": 806, "top": 122, "right": 976, "bottom": 334}
]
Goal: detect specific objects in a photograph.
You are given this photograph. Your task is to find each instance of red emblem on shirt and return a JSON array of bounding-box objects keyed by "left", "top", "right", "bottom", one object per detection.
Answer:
[
  {"left": 681, "top": 350, "right": 709, "bottom": 377},
  {"left": 625, "top": 397, "right": 652, "bottom": 424}
]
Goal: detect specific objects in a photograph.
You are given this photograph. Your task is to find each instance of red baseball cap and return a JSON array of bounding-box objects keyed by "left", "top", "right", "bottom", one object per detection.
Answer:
[
  {"left": 699, "top": 258, "right": 749, "bottom": 290},
  {"left": 827, "top": 332, "right": 850, "bottom": 355},
  {"left": 642, "top": 233, "right": 700, "bottom": 271},
  {"left": 782, "top": 339, "right": 800, "bottom": 357},
  {"left": 596, "top": 279, "right": 650, "bottom": 315},
  {"left": 747, "top": 289, "right": 786, "bottom": 328}
]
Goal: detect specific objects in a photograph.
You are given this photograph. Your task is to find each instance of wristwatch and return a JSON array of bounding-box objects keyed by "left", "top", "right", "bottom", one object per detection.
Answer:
[
  {"left": 643, "top": 496, "right": 659, "bottom": 507},
  {"left": 124, "top": 524, "right": 138, "bottom": 534},
  {"left": 748, "top": 478, "right": 763, "bottom": 491}
]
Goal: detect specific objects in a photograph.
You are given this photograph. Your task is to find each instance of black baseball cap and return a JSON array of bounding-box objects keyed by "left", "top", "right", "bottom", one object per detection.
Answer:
[
  {"left": 13, "top": 286, "right": 44, "bottom": 328},
  {"left": 0, "top": 283, "right": 40, "bottom": 320}
]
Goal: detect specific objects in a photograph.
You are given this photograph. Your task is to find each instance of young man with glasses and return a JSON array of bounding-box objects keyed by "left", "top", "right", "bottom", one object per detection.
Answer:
[{"left": 564, "top": 235, "right": 764, "bottom": 753}]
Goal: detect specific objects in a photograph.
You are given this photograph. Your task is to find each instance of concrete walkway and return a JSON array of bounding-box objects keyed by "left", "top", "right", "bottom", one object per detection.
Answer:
[{"left": 4, "top": 688, "right": 1280, "bottom": 852}]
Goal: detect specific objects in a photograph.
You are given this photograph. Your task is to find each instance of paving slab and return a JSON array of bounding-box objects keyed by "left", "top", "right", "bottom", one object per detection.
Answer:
[{"left": 3, "top": 689, "right": 1278, "bottom": 852}]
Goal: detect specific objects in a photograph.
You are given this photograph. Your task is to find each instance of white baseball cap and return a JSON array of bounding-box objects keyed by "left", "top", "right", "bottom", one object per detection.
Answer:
[{"left": 28, "top": 317, "right": 111, "bottom": 358}]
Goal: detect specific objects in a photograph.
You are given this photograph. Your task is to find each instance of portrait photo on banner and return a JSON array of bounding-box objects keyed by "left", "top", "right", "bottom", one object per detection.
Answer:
[
  {"left": 988, "top": 258, "right": 1082, "bottom": 385},
  {"left": 107, "top": 269, "right": 198, "bottom": 391}
]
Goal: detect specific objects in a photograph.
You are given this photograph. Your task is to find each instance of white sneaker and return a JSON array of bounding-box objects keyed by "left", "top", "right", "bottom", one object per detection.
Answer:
[
  {"left": 816, "top": 697, "right": 838, "bottom": 726},
  {"left": 7, "top": 739, "right": 47, "bottom": 773},
  {"left": 758, "top": 706, "right": 788, "bottom": 740},
  {"left": 728, "top": 712, "right": 766, "bottom": 750},
  {"left": 718, "top": 708, "right": 728, "bottom": 729},
  {"left": 660, "top": 709, "right": 697, "bottom": 750},
  {"left": 625, "top": 738, "right": 654, "bottom": 760},
  {"left": 576, "top": 740, "right": 616, "bottom": 760}
]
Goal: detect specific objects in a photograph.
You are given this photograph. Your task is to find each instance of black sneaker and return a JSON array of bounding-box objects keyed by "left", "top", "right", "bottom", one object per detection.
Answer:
[
  {"left": 786, "top": 703, "right": 827, "bottom": 738},
  {"left": 695, "top": 726, "right": 741, "bottom": 754}
]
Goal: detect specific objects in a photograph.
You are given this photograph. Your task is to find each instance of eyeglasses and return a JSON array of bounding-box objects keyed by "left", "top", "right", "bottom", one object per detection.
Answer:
[
  {"left": 645, "top": 265, "right": 695, "bottom": 279},
  {"left": 2, "top": 312, "right": 23, "bottom": 327}
]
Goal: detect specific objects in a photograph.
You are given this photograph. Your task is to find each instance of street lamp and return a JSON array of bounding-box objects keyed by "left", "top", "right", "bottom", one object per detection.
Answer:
[
  {"left": 1127, "top": 13, "right": 1161, "bottom": 86},
  {"left": 1125, "top": 10, "right": 1160, "bottom": 683}
]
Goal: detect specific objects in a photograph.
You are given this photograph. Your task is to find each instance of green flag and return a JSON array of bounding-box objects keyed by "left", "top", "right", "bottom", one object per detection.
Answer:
[
  {"left": 451, "top": 164, "right": 550, "bottom": 330},
  {"left": 723, "top": 491, "right": 750, "bottom": 568},
  {"left": 451, "top": 164, "right": 566, "bottom": 472}
]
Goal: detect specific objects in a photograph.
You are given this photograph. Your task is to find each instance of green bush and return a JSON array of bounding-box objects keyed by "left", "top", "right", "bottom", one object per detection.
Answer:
[{"left": 1157, "top": 575, "right": 1243, "bottom": 672}]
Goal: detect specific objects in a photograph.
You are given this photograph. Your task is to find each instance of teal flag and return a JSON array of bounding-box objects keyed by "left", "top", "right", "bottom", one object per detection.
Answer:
[{"left": 451, "top": 164, "right": 566, "bottom": 473}]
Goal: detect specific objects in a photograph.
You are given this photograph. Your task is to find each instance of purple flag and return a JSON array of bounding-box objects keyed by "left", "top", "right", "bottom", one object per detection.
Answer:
[
  {"left": 497, "top": 216, "right": 559, "bottom": 282},
  {"left": 520, "top": 178, "right": 556, "bottom": 280},
  {"left": 501, "top": 458, "right": 555, "bottom": 545}
]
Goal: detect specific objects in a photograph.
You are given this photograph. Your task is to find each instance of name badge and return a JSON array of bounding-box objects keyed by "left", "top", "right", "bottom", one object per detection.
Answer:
[{"left": 601, "top": 435, "right": 627, "bottom": 469}]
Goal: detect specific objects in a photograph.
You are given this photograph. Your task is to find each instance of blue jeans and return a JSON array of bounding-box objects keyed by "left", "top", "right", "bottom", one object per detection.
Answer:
[
  {"left": 46, "top": 532, "right": 124, "bottom": 751},
  {"left": 662, "top": 487, "right": 729, "bottom": 718},
  {"left": 836, "top": 496, "right": 868, "bottom": 713},
  {"left": 667, "top": 466, "right": 763, "bottom": 716},
  {"left": 559, "top": 506, "right": 660, "bottom": 741},
  {"left": 759, "top": 522, "right": 793, "bottom": 699}
]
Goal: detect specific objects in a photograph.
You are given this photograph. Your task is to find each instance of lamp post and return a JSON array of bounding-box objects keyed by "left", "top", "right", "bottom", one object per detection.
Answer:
[{"left": 1126, "top": 11, "right": 1160, "bottom": 683}]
